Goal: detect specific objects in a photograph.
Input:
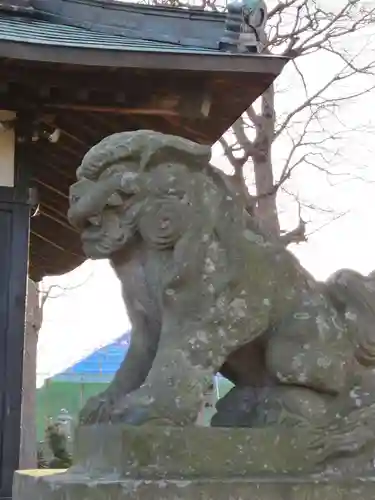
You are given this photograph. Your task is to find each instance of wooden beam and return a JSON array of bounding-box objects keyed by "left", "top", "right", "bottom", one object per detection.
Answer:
[
  {"left": 0, "top": 63, "right": 271, "bottom": 95},
  {"left": 0, "top": 83, "right": 213, "bottom": 118},
  {"left": 0, "top": 64, "right": 204, "bottom": 92},
  {"left": 48, "top": 104, "right": 181, "bottom": 116}
]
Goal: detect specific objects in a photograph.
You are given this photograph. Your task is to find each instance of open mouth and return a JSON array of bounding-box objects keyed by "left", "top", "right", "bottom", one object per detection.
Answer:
[{"left": 81, "top": 224, "right": 102, "bottom": 242}]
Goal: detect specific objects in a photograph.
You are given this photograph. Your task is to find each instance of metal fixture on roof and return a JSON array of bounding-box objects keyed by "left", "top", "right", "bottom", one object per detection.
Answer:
[
  {"left": 219, "top": 0, "right": 267, "bottom": 54},
  {"left": 0, "top": 0, "right": 33, "bottom": 14},
  {"left": 30, "top": 118, "right": 61, "bottom": 144}
]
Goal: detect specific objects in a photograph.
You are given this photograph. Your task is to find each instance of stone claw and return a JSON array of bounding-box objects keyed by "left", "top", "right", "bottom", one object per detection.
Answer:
[
  {"left": 79, "top": 393, "right": 114, "bottom": 425},
  {"left": 107, "top": 386, "right": 176, "bottom": 426},
  {"left": 110, "top": 406, "right": 153, "bottom": 426}
]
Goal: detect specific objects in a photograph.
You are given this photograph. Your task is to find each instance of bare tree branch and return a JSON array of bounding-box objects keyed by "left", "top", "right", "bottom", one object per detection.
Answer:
[
  {"left": 150, "top": 0, "right": 375, "bottom": 244},
  {"left": 280, "top": 219, "right": 307, "bottom": 245},
  {"left": 306, "top": 211, "right": 350, "bottom": 238},
  {"left": 37, "top": 272, "right": 93, "bottom": 309},
  {"left": 268, "top": 0, "right": 301, "bottom": 19}
]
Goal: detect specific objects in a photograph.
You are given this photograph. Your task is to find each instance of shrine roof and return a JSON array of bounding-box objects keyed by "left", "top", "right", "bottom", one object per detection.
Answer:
[
  {"left": 0, "top": 1, "right": 289, "bottom": 281},
  {"left": 0, "top": 12, "right": 219, "bottom": 55},
  {"left": 0, "top": 0, "right": 227, "bottom": 59},
  {"left": 0, "top": 4, "right": 285, "bottom": 73}
]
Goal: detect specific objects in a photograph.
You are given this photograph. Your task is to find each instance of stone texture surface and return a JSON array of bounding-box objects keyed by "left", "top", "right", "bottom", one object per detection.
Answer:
[{"left": 13, "top": 469, "right": 375, "bottom": 500}]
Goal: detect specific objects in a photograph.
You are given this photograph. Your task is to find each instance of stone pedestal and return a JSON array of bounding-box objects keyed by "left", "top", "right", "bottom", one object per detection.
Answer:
[
  {"left": 13, "top": 425, "right": 375, "bottom": 499},
  {"left": 13, "top": 470, "right": 375, "bottom": 500}
]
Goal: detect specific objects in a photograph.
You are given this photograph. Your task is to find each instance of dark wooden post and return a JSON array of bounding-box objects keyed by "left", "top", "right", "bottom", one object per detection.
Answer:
[{"left": 0, "top": 111, "right": 31, "bottom": 500}]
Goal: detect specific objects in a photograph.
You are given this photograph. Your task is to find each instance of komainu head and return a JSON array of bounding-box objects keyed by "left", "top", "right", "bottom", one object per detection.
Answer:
[{"left": 67, "top": 130, "right": 213, "bottom": 259}]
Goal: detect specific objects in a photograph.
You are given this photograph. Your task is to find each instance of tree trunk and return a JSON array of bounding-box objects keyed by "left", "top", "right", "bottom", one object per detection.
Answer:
[
  {"left": 253, "top": 155, "right": 280, "bottom": 237},
  {"left": 252, "top": 84, "right": 280, "bottom": 238}
]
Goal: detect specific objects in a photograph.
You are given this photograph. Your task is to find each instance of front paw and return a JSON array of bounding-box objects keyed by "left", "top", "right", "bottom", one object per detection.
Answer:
[
  {"left": 109, "top": 388, "right": 174, "bottom": 426},
  {"left": 79, "top": 393, "right": 114, "bottom": 425}
]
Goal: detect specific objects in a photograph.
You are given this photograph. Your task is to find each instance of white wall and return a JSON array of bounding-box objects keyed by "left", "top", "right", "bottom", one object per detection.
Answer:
[{"left": 0, "top": 110, "right": 15, "bottom": 187}]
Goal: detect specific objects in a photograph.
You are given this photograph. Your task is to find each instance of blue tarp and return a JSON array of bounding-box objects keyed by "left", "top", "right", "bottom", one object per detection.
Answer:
[
  {"left": 52, "top": 331, "right": 231, "bottom": 390},
  {"left": 53, "top": 332, "right": 131, "bottom": 383}
]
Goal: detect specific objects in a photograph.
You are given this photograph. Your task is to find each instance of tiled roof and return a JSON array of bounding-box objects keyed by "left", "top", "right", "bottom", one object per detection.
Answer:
[{"left": 0, "top": 13, "right": 220, "bottom": 53}]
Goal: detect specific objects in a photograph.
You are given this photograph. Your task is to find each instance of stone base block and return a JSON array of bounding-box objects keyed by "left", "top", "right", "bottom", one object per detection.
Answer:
[
  {"left": 72, "top": 424, "right": 323, "bottom": 477},
  {"left": 13, "top": 470, "right": 375, "bottom": 500},
  {"left": 12, "top": 425, "right": 375, "bottom": 499}
]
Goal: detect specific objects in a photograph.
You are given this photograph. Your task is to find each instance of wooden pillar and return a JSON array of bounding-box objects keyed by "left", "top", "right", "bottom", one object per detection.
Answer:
[
  {"left": 0, "top": 111, "right": 31, "bottom": 500},
  {"left": 19, "top": 279, "right": 42, "bottom": 470}
]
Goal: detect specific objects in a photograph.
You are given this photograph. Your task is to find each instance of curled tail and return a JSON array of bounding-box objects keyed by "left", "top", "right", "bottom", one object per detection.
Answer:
[{"left": 326, "top": 268, "right": 375, "bottom": 368}]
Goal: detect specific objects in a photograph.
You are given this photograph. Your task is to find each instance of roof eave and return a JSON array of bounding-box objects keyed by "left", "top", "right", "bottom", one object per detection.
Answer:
[{"left": 0, "top": 40, "right": 289, "bottom": 74}]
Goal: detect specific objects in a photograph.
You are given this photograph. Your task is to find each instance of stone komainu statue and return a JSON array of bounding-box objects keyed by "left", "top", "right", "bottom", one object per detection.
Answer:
[{"left": 68, "top": 130, "right": 375, "bottom": 471}]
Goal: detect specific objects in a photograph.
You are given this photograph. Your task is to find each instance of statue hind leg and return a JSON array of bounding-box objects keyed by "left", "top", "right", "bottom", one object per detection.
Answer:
[
  {"left": 262, "top": 294, "right": 353, "bottom": 426},
  {"left": 213, "top": 292, "right": 354, "bottom": 429},
  {"left": 266, "top": 301, "right": 351, "bottom": 395}
]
